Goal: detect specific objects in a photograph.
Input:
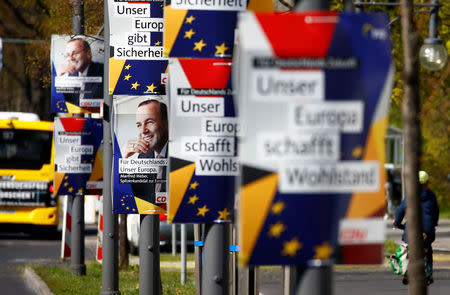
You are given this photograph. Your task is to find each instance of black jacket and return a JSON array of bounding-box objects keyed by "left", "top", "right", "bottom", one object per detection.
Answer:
[{"left": 394, "top": 188, "right": 439, "bottom": 244}]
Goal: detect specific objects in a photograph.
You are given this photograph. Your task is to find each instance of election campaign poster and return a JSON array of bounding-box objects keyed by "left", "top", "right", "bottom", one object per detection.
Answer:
[
  {"left": 168, "top": 58, "right": 237, "bottom": 223},
  {"left": 108, "top": 0, "right": 165, "bottom": 61},
  {"left": 163, "top": 0, "right": 273, "bottom": 58},
  {"left": 112, "top": 96, "right": 168, "bottom": 215},
  {"left": 235, "top": 12, "right": 394, "bottom": 265},
  {"left": 108, "top": 0, "right": 169, "bottom": 95},
  {"left": 54, "top": 118, "right": 103, "bottom": 196},
  {"left": 108, "top": 0, "right": 170, "bottom": 214},
  {"left": 51, "top": 35, "right": 104, "bottom": 114}
]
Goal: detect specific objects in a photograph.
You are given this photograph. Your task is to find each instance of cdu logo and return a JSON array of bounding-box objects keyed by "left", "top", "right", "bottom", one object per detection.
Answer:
[{"left": 362, "top": 23, "right": 387, "bottom": 41}]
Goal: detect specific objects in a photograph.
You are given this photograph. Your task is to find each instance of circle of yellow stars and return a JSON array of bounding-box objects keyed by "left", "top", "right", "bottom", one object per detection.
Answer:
[
  {"left": 184, "top": 180, "right": 231, "bottom": 221},
  {"left": 120, "top": 194, "right": 136, "bottom": 212},
  {"left": 56, "top": 100, "right": 68, "bottom": 112},
  {"left": 60, "top": 175, "right": 86, "bottom": 196},
  {"left": 122, "top": 63, "right": 158, "bottom": 94},
  {"left": 267, "top": 200, "right": 334, "bottom": 260},
  {"left": 182, "top": 14, "right": 230, "bottom": 57}
]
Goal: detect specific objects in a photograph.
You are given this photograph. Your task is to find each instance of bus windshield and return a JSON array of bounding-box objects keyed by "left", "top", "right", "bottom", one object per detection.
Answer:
[{"left": 0, "top": 129, "right": 53, "bottom": 170}]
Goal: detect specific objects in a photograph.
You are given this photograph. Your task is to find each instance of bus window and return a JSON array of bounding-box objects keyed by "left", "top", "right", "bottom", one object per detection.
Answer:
[{"left": 0, "top": 129, "right": 53, "bottom": 170}]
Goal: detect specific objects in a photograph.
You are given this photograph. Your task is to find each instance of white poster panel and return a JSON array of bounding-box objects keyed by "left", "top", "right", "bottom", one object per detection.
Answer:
[{"left": 108, "top": 0, "right": 166, "bottom": 60}]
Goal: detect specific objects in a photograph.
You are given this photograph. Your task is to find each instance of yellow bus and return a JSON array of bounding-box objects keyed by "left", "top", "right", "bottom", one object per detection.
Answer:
[{"left": 0, "top": 112, "right": 58, "bottom": 234}]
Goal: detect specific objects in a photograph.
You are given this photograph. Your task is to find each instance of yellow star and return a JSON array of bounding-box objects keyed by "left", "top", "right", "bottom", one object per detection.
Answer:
[
  {"left": 352, "top": 145, "right": 363, "bottom": 158},
  {"left": 217, "top": 208, "right": 230, "bottom": 220},
  {"left": 77, "top": 188, "right": 84, "bottom": 194},
  {"left": 184, "top": 29, "right": 195, "bottom": 39},
  {"left": 145, "top": 83, "right": 157, "bottom": 93},
  {"left": 271, "top": 201, "right": 285, "bottom": 215},
  {"left": 215, "top": 42, "right": 229, "bottom": 56},
  {"left": 188, "top": 195, "right": 199, "bottom": 204},
  {"left": 185, "top": 15, "right": 195, "bottom": 24},
  {"left": 268, "top": 221, "right": 286, "bottom": 238},
  {"left": 64, "top": 182, "right": 69, "bottom": 187},
  {"left": 131, "top": 81, "right": 140, "bottom": 90},
  {"left": 124, "top": 64, "right": 132, "bottom": 70},
  {"left": 282, "top": 237, "right": 302, "bottom": 257},
  {"left": 197, "top": 205, "right": 209, "bottom": 217},
  {"left": 68, "top": 187, "right": 74, "bottom": 193},
  {"left": 193, "top": 39, "right": 206, "bottom": 52},
  {"left": 122, "top": 203, "right": 125, "bottom": 206},
  {"left": 124, "top": 74, "right": 131, "bottom": 81},
  {"left": 64, "top": 176, "right": 69, "bottom": 180},
  {"left": 189, "top": 181, "right": 199, "bottom": 190},
  {"left": 154, "top": 41, "right": 161, "bottom": 46},
  {"left": 314, "top": 241, "right": 334, "bottom": 260},
  {"left": 126, "top": 207, "right": 129, "bottom": 210}
]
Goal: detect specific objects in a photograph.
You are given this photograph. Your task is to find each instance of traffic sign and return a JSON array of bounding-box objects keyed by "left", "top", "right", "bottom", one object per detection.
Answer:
[{"left": 236, "top": 11, "right": 394, "bottom": 266}]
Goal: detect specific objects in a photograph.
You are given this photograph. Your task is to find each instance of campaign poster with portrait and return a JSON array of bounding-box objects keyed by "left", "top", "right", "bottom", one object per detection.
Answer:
[
  {"left": 112, "top": 95, "right": 169, "bottom": 215},
  {"left": 51, "top": 35, "right": 104, "bottom": 114}
]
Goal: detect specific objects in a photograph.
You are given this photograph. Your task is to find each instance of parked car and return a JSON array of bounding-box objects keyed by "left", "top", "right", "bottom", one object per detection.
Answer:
[{"left": 127, "top": 214, "right": 194, "bottom": 254}]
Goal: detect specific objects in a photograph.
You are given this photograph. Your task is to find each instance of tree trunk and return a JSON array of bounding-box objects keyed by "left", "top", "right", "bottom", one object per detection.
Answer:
[
  {"left": 400, "top": 1, "right": 426, "bottom": 294},
  {"left": 119, "top": 214, "right": 129, "bottom": 270}
]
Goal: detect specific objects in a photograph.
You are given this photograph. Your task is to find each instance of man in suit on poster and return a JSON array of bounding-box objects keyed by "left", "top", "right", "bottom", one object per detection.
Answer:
[
  {"left": 122, "top": 99, "right": 169, "bottom": 203},
  {"left": 57, "top": 38, "right": 103, "bottom": 106}
]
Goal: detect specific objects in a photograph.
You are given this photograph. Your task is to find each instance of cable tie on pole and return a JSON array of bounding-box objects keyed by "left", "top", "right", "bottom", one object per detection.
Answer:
[
  {"left": 194, "top": 240, "right": 204, "bottom": 247},
  {"left": 229, "top": 245, "right": 240, "bottom": 252}
]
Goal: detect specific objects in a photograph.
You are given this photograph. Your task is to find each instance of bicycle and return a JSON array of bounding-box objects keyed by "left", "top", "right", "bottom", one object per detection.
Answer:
[{"left": 389, "top": 229, "right": 433, "bottom": 285}]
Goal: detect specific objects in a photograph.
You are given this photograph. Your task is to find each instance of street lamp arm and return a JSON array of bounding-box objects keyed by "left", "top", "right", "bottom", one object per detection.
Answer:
[
  {"left": 353, "top": 1, "right": 442, "bottom": 8},
  {"left": 388, "top": 10, "right": 430, "bottom": 27}
]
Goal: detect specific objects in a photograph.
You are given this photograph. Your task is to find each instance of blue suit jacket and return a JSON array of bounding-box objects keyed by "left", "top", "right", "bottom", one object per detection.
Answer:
[{"left": 64, "top": 61, "right": 104, "bottom": 105}]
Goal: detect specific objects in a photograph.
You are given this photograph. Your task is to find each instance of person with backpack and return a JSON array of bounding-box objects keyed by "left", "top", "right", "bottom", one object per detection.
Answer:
[{"left": 393, "top": 170, "right": 440, "bottom": 284}]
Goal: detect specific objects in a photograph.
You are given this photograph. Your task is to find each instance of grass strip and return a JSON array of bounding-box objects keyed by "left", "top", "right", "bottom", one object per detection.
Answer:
[{"left": 33, "top": 261, "right": 196, "bottom": 295}]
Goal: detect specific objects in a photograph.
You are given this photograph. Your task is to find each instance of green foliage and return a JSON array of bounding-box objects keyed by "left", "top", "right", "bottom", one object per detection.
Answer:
[
  {"left": 0, "top": 0, "right": 104, "bottom": 118},
  {"left": 33, "top": 261, "right": 196, "bottom": 295}
]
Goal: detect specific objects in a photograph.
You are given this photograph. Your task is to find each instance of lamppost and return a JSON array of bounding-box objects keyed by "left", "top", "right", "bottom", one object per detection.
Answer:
[
  {"left": 419, "top": 0, "right": 448, "bottom": 70},
  {"left": 354, "top": 0, "right": 448, "bottom": 71}
]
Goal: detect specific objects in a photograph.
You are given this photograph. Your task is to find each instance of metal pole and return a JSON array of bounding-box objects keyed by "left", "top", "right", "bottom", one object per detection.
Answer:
[
  {"left": 294, "top": 0, "right": 330, "bottom": 10},
  {"left": 72, "top": 0, "right": 84, "bottom": 35},
  {"left": 201, "top": 223, "right": 230, "bottom": 295},
  {"left": 139, "top": 215, "right": 161, "bottom": 295},
  {"left": 283, "top": 266, "right": 297, "bottom": 295},
  {"left": 101, "top": 1, "right": 120, "bottom": 294},
  {"left": 181, "top": 224, "right": 187, "bottom": 285},
  {"left": 343, "top": 0, "right": 353, "bottom": 12},
  {"left": 293, "top": 2, "right": 332, "bottom": 295},
  {"left": 172, "top": 224, "right": 177, "bottom": 256},
  {"left": 194, "top": 224, "right": 202, "bottom": 295},
  {"left": 70, "top": 193, "right": 86, "bottom": 275},
  {"left": 428, "top": 0, "right": 438, "bottom": 39},
  {"left": 69, "top": 0, "right": 86, "bottom": 277},
  {"left": 295, "top": 264, "right": 332, "bottom": 295}
]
